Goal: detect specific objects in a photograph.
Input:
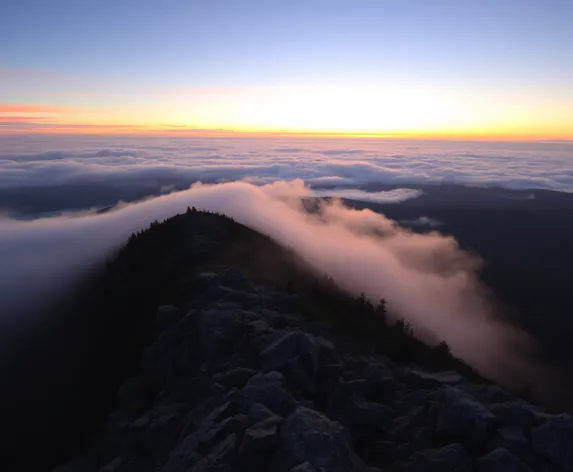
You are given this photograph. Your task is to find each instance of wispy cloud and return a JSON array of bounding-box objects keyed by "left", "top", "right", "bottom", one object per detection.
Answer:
[
  {"left": 0, "top": 105, "right": 81, "bottom": 114},
  {"left": 0, "top": 116, "right": 59, "bottom": 123}
]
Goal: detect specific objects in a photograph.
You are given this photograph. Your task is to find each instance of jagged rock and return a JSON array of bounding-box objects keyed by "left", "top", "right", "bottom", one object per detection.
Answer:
[
  {"left": 489, "top": 426, "right": 529, "bottom": 454},
  {"left": 259, "top": 331, "right": 300, "bottom": 371},
  {"left": 477, "top": 447, "right": 533, "bottom": 472},
  {"left": 217, "top": 269, "right": 259, "bottom": 294},
  {"left": 249, "top": 319, "right": 272, "bottom": 334},
  {"left": 390, "top": 443, "right": 472, "bottom": 472},
  {"left": 248, "top": 402, "right": 280, "bottom": 424},
  {"left": 198, "top": 307, "right": 243, "bottom": 360},
  {"left": 269, "top": 407, "right": 363, "bottom": 472},
  {"left": 241, "top": 371, "right": 298, "bottom": 417},
  {"left": 346, "top": 379, "right": 374, "bottom": 400},
  {"left": 100, "top": 457, "right": 129, "bottom": 472},
  {"left": 531, "top": 414, "right": 573, "bottom": 469},
  {"left": 51, "top": 264, "right": 569, "bottom": 472},
  {"left": 464, "top": 384, "right": 516, "bottom": 405},
  {"left": 298, "top": 334, "right": 321, "bottom": 378},
  {"left": 258, "top": 331, "right": 333, "bottom": 384},
  {"left": 363, "top": 439, "right": 408, "bottom": 467},
  {"left": 325, "top": 379, "right": 350, "bottom": 414},
  {"left": 116, "top": 376, "right": 146, "bottom": 406},
  {"left": 204, "top": 401, "right": 238, "bottom": 424},
  {"left": 286, "top": 355, "right": 316, "bottom": 397},
  {"left": 288, "top": 462, "right": 317, "bottom": 472},
  {"left": 389, "top": 405, "right": 429, "bottom": 440},
  {"left": 317, "top": 364, "right": 344, "bottom": 400},
  {"left": 350, "top": 397, "right": 395, "bottom": 430},
  {"left": 404, "top": 369, "right": 464, "bottom": 389},
  {"left": 156, "top": 305, "right": 182, "bottom": 333},
  {"left": 489, "top": 402, "right": 539, "bottom": 428},
  {"left": 208, "top": 383, "right": 226, "bottom": 397},
  {"left": 362, "top": 362, "right": 394, "bottom": 390},
  {"left": 198, "top": 415, "right": 249, "bottom": 454},
  {"left": 319, "top": 363, "right": 344, "bottom": 378},
  {"left": 189, "top": 433, "right": 238, "bottom": 472},
  {"left": 432, "top": 386, "right": 496, "bottom": 449},
  {"left": 214, "top": 367, "right": 257, "bottom": 389},
  {"left": 160, "top": 434, "right": 202, "bottom": 472},
  {"left": 239, "top": 417, "right": 280, "bottom": 470}
]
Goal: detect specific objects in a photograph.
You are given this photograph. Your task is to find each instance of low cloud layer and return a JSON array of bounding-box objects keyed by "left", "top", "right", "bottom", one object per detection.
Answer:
[
  {"left": 0, "top": 135, "right": 571, "bottom": 196},
  {"left": 0, "top": 179, "right": 548, "bottom": 396}
]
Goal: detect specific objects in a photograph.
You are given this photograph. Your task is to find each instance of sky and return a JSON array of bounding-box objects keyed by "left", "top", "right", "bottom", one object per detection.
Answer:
[{"left": 1, "top": 0, "right": 572, "bottom": 138}]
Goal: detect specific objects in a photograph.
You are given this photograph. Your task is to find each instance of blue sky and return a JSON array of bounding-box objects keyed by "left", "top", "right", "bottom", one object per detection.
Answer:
[{"left": 1, "top": 0, "right": 572, "bottom": 137}]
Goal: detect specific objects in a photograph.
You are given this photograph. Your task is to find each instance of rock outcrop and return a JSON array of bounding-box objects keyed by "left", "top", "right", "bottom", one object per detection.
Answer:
[{"left": 54, "top": 268, "right": 573, "bottom": 472}]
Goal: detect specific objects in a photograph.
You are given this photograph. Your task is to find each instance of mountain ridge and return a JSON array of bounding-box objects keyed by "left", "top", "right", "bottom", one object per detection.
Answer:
[{"left": 2, "top": 210, "right": 571, "bottom": 471}]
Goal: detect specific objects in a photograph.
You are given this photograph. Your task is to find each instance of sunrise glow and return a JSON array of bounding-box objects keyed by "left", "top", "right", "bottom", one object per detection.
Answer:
[{"left": 1, "top": 1, "right": 571, "bottom": 140}]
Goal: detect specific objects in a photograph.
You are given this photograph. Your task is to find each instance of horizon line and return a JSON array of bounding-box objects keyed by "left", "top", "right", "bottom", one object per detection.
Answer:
[{"left": 1, "top": 127, "right": 572, "bottom": 142}]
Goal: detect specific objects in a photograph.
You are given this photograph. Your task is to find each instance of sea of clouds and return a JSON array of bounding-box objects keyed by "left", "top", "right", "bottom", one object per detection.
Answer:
[{"left": 1, "top": 135, "right": 572, "bottom": 196}]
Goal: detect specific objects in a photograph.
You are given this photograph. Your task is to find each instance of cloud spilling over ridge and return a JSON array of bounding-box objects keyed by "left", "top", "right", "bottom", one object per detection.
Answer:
[{"left": 0, "top": 179, "right": 544, "bottom": 393}]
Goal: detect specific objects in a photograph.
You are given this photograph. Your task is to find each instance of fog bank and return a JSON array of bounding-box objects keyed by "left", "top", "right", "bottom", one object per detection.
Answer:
[{"left": 0, "top": 179, "right": 546, "bottom": 393}]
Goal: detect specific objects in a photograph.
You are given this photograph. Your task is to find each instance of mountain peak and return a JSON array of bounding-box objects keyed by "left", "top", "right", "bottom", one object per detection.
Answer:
[{"left": 43, "top": 212, "right": 572, "bottom": 472}]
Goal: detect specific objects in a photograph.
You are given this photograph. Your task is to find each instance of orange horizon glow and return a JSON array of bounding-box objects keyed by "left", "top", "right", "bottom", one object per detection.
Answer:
[
  {"left": 2, "top": 122, "right": 572, "bottom": 142},
  {"left": 1, "top": 80, "right": 572, "bottom": 142}
]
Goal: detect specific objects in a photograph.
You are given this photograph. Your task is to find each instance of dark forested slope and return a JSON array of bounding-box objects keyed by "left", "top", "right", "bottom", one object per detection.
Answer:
[{"left": 1, "top": 209, "right": 572, "bottom": 472}]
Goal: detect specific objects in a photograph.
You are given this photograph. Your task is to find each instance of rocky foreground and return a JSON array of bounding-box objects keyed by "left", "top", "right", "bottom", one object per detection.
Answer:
[{"left": 57, "top": 268, "right": 573, "bottom": 472}]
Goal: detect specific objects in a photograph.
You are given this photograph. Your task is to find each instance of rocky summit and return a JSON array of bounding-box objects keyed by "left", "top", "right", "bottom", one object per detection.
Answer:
[{"left": 10, "top": 210, "right": 569, "bottom": 472}]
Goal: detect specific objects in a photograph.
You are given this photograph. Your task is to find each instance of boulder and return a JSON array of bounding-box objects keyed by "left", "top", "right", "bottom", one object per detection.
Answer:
[
  {"left": 259, "top": 332, "right": 299, "bottom": 371},
  {"left": 160, "top": 434, "right": 202, "bottom": 472},
  {"left": 363, "top": 440, "right": 408, "bottom": 467},
  {"left": 189, "top": 433, "right": 238, "bottom": 472},
  {"left": 362, "top": 362, "right": 395, "bottom": 396},
  {"left": 100, "top": 457, "right": 125, "bottom": 472},
  {"left": 432, "top": 387, "right": 496, "bottom": 449},
  {"left": 247, "top": 402, "right": 280, "bottom": 424},
  {"left": 390, "top": 443, "right": 472, "bottom": 472},
  {"left": 531, "top": 414, "right": 573, "bottom": 469},
  {"left": 350, "top": 397, "right": 395, "bottom": 430},
  {"left": 218, "top": 269, "right": 259, "bottom": 293},
  {"left": 288, "top": 462, "right": 317, "bottom": 472},
  {"left": 477, "top": 447, "right": 533, "bottom": 472},
  {"left": 258, "top": 331, "right": 332, "bottom": 381},
  {"left": 214, "top": 367, "right": 257, "bottom": 390},
  {"left": 286, "top": 356, "right": 316, "bottom": 397},
  {"left": 389, "top": 406, "right": 429, "bottom": 439},
  {"left": 198, "top": 415, "right": 249, "bottom": 454},
  {"left": 269, "top": 407, "right": 363, "bottom": 472},
  {"left": 208, "top": 383, "right": 226, "bottom": 397},
  {"left": 490, "top": 402, "right": 538, "bottom": 428},
  {"left": 204, "top": 401, "right": 238, "bottom": 425},
  {"left": 297, "top": 334, "right": 321, "bottom": 378},
  {"left": 463, "top": 384, "right": 515, "bottom": 405},
  {"left": 317, "top": 364, "right": 343, "bottom": 400},
  {"left": 241, "top": 372, "right": 298, "bottom": 417},
  {"left": 489, "top": 426, "right": 529, "bottom": 454},
  {"left": 156, "top": 305, "right": 182, "bottom": 333},
  {"left": 239, "top": 417, "right": 280, "bottom": 470},
  {"left": 198, "top": 309, "right": 241, "bottom": 360},
  {"left": 346, "top": 379, "right": 374, "bottom": 401},
  {"left": 404, "top": 369, "right": 464, "bottom": 389}
]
